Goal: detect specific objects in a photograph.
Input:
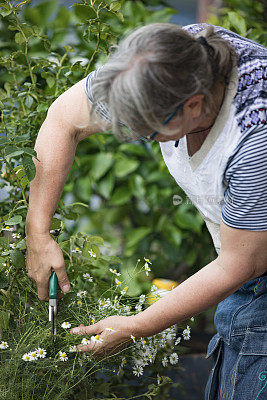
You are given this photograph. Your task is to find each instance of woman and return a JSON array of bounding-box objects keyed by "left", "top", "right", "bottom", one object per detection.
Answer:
[{"left": 25, "top": 23, "right": 267, "bottom": 399}]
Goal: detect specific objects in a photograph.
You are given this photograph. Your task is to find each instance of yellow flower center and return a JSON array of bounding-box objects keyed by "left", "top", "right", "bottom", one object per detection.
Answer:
[
  {"left": 77, "top": 300, "right": 82, "bottom": 305},
  {"left": 116, "top": 280, "right": 121, "bottom": 285},
  {"left": 62, "top": 353, "right": 66, "bottom": 358},
  {"left": 114, "top": 269, "right": 117, "bottom": 274},
  {"left": 39, "top": 350, "right": 43, "bottom": 354},
  {"left": 32, "top": 352, "right": 36, "bottom": 357},
  {"left": 95, "top": 335, "right": 100, "bottom": 340},
  {"left": 142, "top": 340, "right": 146, "bottom": 345}
]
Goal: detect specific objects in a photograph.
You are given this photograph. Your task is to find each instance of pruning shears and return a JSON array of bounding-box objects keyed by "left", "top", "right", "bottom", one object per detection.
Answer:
[{"left": 49, "top": 270, "right": 58, "bottom": 342}]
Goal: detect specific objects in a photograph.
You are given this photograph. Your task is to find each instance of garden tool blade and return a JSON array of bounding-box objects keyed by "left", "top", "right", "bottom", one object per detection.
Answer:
[{"left": 49, "top": 271, "right": 58, "bottom": 342}]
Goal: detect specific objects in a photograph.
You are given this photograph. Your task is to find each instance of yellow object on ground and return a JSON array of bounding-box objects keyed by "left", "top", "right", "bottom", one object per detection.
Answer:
[{"left": 146, "top": 278, "right": 179, "bottom": 305}]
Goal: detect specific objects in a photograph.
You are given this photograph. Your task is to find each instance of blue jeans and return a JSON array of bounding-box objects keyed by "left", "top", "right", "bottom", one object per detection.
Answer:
[{"left": 205, "top": 272, "right": 267, "bottom": 400}]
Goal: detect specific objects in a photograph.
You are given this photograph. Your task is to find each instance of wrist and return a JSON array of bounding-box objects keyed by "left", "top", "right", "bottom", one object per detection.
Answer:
[{"left": 25, "top": 213, "right": 51, "bottom": 235}]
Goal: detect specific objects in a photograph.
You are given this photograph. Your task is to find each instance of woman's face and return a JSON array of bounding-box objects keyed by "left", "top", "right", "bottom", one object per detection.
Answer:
[{"left": 151, "top": 93, "right": 206, "bottom": 142}]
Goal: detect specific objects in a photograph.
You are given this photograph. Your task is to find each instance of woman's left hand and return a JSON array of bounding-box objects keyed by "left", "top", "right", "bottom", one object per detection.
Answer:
[{"left": 70, "top": 315, "right": 138, "bottom": 357}]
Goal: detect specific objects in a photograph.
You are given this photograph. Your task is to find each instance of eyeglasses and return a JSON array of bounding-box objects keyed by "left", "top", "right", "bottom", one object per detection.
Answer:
[{"left": 134, "top": 102, "right": 184, "bottom": 143}]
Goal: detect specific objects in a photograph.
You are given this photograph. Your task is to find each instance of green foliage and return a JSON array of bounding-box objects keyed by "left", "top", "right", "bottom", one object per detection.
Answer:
[{"left": 209, "top": 0, "right": 267, "bottom": 45}]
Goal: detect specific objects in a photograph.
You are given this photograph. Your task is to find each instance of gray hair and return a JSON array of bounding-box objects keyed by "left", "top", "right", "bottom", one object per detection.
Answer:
[{"left": 90, "top": 23, "right": 238, "bottom": 141}]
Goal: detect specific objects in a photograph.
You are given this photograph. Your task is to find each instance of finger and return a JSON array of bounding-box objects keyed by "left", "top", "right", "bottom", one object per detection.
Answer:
[
  {"left": 37, "top": 279, "right": 49, "bottom": 301},
  {"left": 54, "top": 265, "right": 70, "bottom": 293},
  {"left": 70, "top": 323, "right": 100, "bottom": 336}
]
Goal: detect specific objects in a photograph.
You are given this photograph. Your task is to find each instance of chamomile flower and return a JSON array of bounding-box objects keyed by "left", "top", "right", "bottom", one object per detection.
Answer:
[
  {"left": 106, "top": 327, "right": 116, "bottom": 332},
  {"left": 9, "top": 243, "right": 16, "bottom": 249},
  {"left": 169, "top": 352, "right": 179, "bottom": 365},
  {"left": 4, "top": 266, "right": 12, "bottom": 276},
  {"left": 144, "top": 263, "right": 151, "bottom": 276},
  {"left": 130, "top": 335, "right": 136, "bottom": 343},
  {"left": 12, "top": 232, "right": 21, "bottom": 239},
  {"left": 36, "top": 348, "right": 47, "bottom": 358},
  {"left": 133, "top": 365, "right": 144, "bottom": 377},
  {"left": 139, "top": 294, "right": 146, "bottom": 304},
  {"left": 109, "top": 268, "right": 121, "bottom": 276},
  {"left": 83, "top": 273, "right": 93, "bottom": 282},
  {"left": 162, "top": 356, "right": 168, "bottom": 367},
  {"left": 88, "top": 249, "right": 96, "bottom": 258},
  {"left": 72, "top": 247, "right": 82, "bottom": 254},
  {"left": 77, "top": 290, "right": 87, "bottom": 298},
  {"left": 91, "top": 335, "right": 103, "bottom": 344},
  {"left": 120, "top": 286, "right": 129, "bottom": 295},
  {"left": 61, "top": 322, "right": 71, "bottom": 329},
  {"left": 69, "top": 345, "right": 77, "bottom": 352},
  {"left": 59, "top": 351, "right": 68, "bottom": 361},
  {"left": 22, "top": 353, "right": 32, "bottom": 362},
  {"left": 115, "top": 278, "right": 122, "bottom": 286},
  {"left": 0, "top": 341, "right": 9, "bottom": 349},
  {"left": 3, "top": 226, "right": 15, "bottom": 231},
  {"left": 81, "top": 338, "right": 90, "bottom": 345},
  {"left": 144, "top": 257, "right": 152, "bottom": 264},
  {"left": 30, "top": 351, "right": 38, "bottom": 361},
  {"left": 135, "top": 304, "right": 142, "bottom": 312},
  {"left": 77, "top": 300, "right": 82, "bottom": 306},
  {"left": 182, "top": 325, "right": 191, "bottom": 340}
]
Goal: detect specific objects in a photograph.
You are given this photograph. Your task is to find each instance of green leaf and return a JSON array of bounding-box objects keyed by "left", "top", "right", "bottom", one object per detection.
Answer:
[
  {"left": 0, "top": 237, "right": 9, "bottom": 250},
  {"left": 25, "top": 95, "right": 34, "bottom": 108},
  {"left": 15, "top": 32, "right": 24, "bottom": 45},
  {"left": 0, "top": 137, "right": 9, "bottom": 146},
  {"left": 5, "top": 215, "right": 22, "bottom": 226},
  {"left": 110, "top": 1, "right": 121, "bottom": 11},
  {"left": 174, "top": 211, "right": 203, "bottom": 234},
  {"left": 114, "top": 156, "right": 139, "bottom": 178},
  {"left": 46, "top": 77, "right": 55, "bottom": 88},
  {"left": 227, "top": 11, "right": 247, "bottom": 35},
  {"left": 0, "top": 310, "right": 10, "bottom": 330},
  {"left": 9, "top": 249, "right": 25, "bottom": 269},
  {"left": 91, "top": 153, "right": 114, "bottom": 181},
  {"left": 98, "top": 172, "right": 114, "bottom": 199},
  {"left": 126, "top": 227, "right": 151, "bottom": 248},
  {"left": 22, "top": 154, "right": 36, "bottom": 182},
  {"left": 86, "top": 236, "right": 104, "bottom": 245},
  {"left": 129, "top": 174, "right": 145, "bottom": 198},
  {"left": 5, "top": 145, "right": 24, "bottom": 158},
  {"left": 164, "top": 224, "right": 182, "bottom": 247},
  {"left": 74, "top": 4, "right": 97, "bottom": 20},
  {"left": 50, "top": 218, "right": 62, "bottom": 231},
  {"left": 110, "top": 186, "right": 132, "bottom": 205}
]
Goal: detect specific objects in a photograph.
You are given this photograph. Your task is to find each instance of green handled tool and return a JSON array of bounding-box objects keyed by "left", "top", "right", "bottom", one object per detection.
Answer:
[{"left": 49, "top": 271, "right": 58, "bottom": 342}]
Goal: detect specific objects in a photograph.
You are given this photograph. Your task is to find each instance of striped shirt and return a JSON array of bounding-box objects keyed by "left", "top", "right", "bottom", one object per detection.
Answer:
[{"left": 84, "top": 24, "right": 267, "bottom": 231}]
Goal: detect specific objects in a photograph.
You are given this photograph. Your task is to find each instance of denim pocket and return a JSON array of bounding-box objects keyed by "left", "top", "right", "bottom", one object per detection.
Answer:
[
  {"left": 231, "top": 328, "right": 267, "bottom": 400},
  {"left": 205, "top": 333, "right": 223, "bottom": 400}
]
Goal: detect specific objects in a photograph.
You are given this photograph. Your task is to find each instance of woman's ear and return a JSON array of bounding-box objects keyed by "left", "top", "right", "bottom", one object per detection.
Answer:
[{"left": 183, "top": 94, "right": 204, "bottom": 119}]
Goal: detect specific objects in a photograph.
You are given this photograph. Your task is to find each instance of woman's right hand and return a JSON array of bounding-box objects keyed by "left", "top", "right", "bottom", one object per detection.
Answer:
[{"left": 25, "top": 232, "right": 70, "bottom": 301}]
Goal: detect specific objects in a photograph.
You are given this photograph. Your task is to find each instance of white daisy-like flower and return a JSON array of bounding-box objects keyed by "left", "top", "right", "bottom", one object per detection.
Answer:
[
  {"left": 61, "top": 322, "right": 71, "bottom": 329},
  {"left": 144, "top": 257, "right": 152, "bottom": 264},
  {"left": 183, "top": 330, "right": 191, "bottom": 340},
  {"left": 91, "top": 335, "right": 103, "bottom": 344},
  {"left": 109, "top": 268, "right": 121, "bottom": 276},
  {"left": 130, "top": 335, "right": 136, "bottom": 343},
  {"left": 69, "top": 345, "right": 77, "bottom": 352},
  {"left": 132, "top": 365, "right": 144, "bottom": 377},
  {"left": 175, "top": 337, "right": 181, "bottom": 346},
  {"left": 182, "top": 325, "right": 191, "bottom": 340},
  {"left": 88, "top": 249, "right": 96, "bottom": 258},
  {"left": 120, "top": 286, "right": 129, "bottom": 295},
  {"left": 190, "top": 316, "right": 195, "bottom": 322},
  {"left": 115, "top": 278, "right": 122, "bottom": 286},
  {"left": 36, "top": 348, "right": 47, "bottom": 358},
  {"left": 77, "top": 290, "right": 87, "bottom": 298},
  {"left": 1, "top": 250, "right": 9, "bottom": 256},
  {"left": 121, "top": 357, "right": 127, "bottom": 366},
  {"left": 77, "top": 300, "right": 82, "bottom": 306},
  {"left": 135, "top": 304, "right": 142, "bottom": 313},
  {"left": 106, "top": 327, "right": 116, "bottom": 332},
  {"left": 12, "top": 232, "right": 21, "bottom": 239},
  {"left": 30, "top": 351, "right": 38, "bottom": 361},
  {"left": 3, "top": 226, "right": 15, "bottom": 231},
  {"left": 9, "top": 243, "right": 16, "bottom": 249},
  {"left": 150, "top": 284, "right": 158, "bottom": 292},
  {"left": 83, "top": 273, "right": 93, "bottom": 282},
  {"left": 169, "top": 352, "right": 179, "bottom": 365},
  {"left": 22, "top": 353, "right": 32, "bottom": 361},
  {"left": 162, "top": 356, "right": 168, "bottom": 367},
  {"left": 0, "top": 341, "right": 9, "bottom": 349},
  {"left": 72, "top": 247, "right": 82, "bottom": 254},
  {"left": 81, "top": 338, "right": 91, "bottom": 345},
  {"left": 144, "top": 263, "right": 151, "bottom": 276},
  {"left": 4, "top": 266, "right": 12, "bottom": 276},
  {"left": 139, "top": 294, "right": 146, "bottom": 304},
  {"left": 59, "top": 351, "right": 68, "bottom": 361}
]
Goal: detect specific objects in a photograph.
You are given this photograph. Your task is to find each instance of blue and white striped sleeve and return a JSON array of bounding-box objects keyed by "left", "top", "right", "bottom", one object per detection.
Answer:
[
  {"left": 221, "top": 125, "right": 267, "bottom": 231},
  {"left": 84, "top": 68, "right": 112, "bottom": 124}
]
